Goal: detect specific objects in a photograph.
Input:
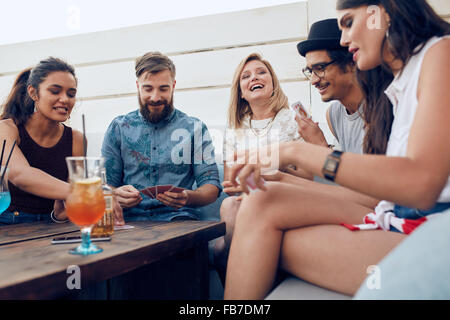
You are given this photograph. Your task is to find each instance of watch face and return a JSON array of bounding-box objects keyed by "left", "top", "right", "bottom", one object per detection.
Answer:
[{"left": 324, "top": 159, "right": 337, "bottom": 172}]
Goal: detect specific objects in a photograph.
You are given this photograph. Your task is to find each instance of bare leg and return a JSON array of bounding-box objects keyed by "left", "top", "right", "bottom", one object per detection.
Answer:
[
  {"left": 282, "top": 175, "right": 380, "bottom": 209},
  {"left": 280, "top": 225, "right": 405, "bottom": 296},
  {"left": 214, "top": 196, "right": 241, "bottom": 285},
  {"left": 224, "top": 181, "right": 375, "bottom": 299}
]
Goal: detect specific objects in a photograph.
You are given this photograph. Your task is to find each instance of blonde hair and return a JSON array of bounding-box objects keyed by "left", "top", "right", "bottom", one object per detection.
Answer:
[{"left": 227, "top": 53, "right": 289, "bottom": 129}]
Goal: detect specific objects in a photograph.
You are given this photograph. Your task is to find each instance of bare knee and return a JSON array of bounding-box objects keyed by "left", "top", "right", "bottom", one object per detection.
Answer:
[
  {"left": 220, "top": 196, "right": 240, "bottom": 224},
  {"left": 236, "top": 183, "right": 280, "bottom": 224}
]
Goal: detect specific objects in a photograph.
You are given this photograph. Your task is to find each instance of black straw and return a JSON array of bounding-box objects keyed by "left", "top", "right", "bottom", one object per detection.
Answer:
[
  {"left": 82, "top": 114, "right": 88, "bottom": 178},
  {"left": 0, "top": 140, "right": 6, "bottom": 172},
  {"left": 1, "top": 140, "right": 16, "bottom": 184},
  {"left": 82, "top": 114, "right": 87, "bottom": 157}
]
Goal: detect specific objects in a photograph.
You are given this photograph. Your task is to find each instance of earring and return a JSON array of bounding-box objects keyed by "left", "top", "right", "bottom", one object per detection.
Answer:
[{"left": 386, "top": 21, "right": 391, "bottom": 39}]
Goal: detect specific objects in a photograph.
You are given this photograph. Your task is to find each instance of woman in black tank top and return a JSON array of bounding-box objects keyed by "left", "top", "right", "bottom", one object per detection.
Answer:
[{"left": 0, "top": 57, "right": 86, "bottom": 225}]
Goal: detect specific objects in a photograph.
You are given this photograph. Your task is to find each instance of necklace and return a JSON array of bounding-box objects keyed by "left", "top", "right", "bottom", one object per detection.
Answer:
[{"left": 249, "top": 116, "right": 275, "bottom": 137}]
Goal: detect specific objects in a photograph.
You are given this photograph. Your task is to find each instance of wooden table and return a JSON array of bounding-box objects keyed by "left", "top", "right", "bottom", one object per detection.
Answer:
[{"left": 0, "top": 220, "right": 225, "bottom": 300}]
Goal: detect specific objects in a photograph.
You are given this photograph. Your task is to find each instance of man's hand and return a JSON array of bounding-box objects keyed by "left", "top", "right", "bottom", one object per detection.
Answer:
[
  {"left": 156, "top": 190, "right": 189, "bottom": 209},
  {"left": 295, "top": 115, "right": 328, "bottom": 147},
  {"left": 114, "top": 185, "right": 142, "bottom": 208}
]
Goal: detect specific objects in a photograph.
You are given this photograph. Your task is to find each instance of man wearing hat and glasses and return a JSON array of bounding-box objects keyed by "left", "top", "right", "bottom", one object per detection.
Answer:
[{"left": 296, "top": 18, "right": 365, "bottom": 154}]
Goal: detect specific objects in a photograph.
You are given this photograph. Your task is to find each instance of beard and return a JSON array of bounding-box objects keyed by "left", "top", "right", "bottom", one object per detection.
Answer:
[{"left": 138, "top": 92, "right": 174, "bottom": 124}]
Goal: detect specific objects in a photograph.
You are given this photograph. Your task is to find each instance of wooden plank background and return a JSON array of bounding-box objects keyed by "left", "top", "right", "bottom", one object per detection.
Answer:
[{"left": 0, "top": 0, "right": 448, "bottom": 160}]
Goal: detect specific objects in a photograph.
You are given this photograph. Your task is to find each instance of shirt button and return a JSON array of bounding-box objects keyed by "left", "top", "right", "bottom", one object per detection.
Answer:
[{"left": 153, "top": 147, "right": 156, "bottom": 150}]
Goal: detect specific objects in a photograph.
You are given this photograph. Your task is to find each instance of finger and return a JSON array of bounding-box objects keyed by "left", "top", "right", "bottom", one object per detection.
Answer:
[
  {"left": 118, "top": 196, "right": 141, "bottom": 208},
  {"left": 157, "top": 194, "right": 181, "bottom": 206},
  {"left": 222, "top": 181, "right": 234, "bottom": 187},
  {"left": 229, "top": 163, "right": 246, "bottom": 186},
  {"left": 223, "top": 186, "right": 242, "bottom": 194},
  {"left": 236, "top": 195, "right": 244, "bottom": 201},
  {"left": 116, "top": 186, "right": 139, "bottom": 198},
  {"left": 164, "top": 191, "right": 187, "bottom": 199},
  {"left": 237, "top": 165, "right": 256, "bottom": 194},
  {"left": 156, "top": 194, "right": 172, "bottom": 206},
  {"left": 252, "top": 165, "right": 267, "bottom": 191}
]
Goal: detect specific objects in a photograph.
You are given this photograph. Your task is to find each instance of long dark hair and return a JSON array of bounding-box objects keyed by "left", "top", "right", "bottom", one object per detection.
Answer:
[
  {"left": 336, "top": 0, "right": 450, "bottom": 154},
  {"left": 1, "top": 57, "right": 77, "bottom": 126}
]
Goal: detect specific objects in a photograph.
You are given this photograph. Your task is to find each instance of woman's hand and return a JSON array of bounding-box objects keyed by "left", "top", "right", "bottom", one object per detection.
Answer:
[
  {"left": 53, "top": 200, "right": 67, "bottom": 221},
  {"left": 222, "top": 181, "right": 243, "bottom": 196},
  {"left": 229, "top": 143, "right": 290, "bottom": 194},
  {"left": 295, "top": 115, "right": 329, "bottom": 147}
]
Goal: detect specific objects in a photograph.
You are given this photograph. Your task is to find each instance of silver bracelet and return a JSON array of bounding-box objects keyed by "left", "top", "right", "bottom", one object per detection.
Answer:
[{"left": 50, "top": 209, "right": 69, "bottom": 224}]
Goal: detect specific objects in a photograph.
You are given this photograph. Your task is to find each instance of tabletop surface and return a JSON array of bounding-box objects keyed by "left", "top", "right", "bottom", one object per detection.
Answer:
[{"left": 0, "top": 220, "right": 225, "bottom": 299}]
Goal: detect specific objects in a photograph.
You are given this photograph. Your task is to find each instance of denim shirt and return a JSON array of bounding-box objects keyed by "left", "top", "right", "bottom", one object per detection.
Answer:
[{"left": 101, "top": 108, "right": 221, "bottom": 220}]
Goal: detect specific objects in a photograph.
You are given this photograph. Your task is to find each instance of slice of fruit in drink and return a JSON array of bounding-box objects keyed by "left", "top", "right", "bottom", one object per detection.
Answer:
[{"left": 66, "top": 177, "right": 105, "bottom": 226}]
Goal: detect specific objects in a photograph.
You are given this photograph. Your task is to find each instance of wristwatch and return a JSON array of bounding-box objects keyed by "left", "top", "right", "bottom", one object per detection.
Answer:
[{"left": 322, "top": 150, "right": 343, "bottom": 181}]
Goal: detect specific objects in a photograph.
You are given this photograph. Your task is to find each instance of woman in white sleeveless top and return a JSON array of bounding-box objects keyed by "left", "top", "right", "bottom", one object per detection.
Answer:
[
  {"left": 214, "top": 53, "right": 306, "bottom": 282},
  {"left": 223, "top": 1, "right": 450, "bottom": 299}
]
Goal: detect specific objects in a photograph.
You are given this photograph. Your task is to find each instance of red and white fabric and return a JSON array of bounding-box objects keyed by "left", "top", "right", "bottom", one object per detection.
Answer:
[{"left": 341, "top": 201, "right": 440, "bottom": 235}]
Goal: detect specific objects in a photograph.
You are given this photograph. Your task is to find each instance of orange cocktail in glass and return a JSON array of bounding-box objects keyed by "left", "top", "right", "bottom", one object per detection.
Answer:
[
  {"left": 65, "top": 157, "right": 106, "bottom": 255},
  {"left": 66, "top": 177, "right": 105, "bottom": 226}
]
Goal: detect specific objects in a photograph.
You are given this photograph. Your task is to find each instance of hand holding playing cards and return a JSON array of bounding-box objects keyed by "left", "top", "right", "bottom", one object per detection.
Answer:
[
  {"left": 156, "top": 190, "right": 189, "bottom": 209},
  {"left": 114, "top": 185, "right": 143, "bottom": 208},
  {"left": 229, "top": 163, "right": 267, "bottom": 195},
  {"left": 295, "top": 115, "right": 328, "bottom": 147}
]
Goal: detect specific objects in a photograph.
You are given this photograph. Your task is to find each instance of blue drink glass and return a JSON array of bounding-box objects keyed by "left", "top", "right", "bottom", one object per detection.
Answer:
[{"left": 0, "top": 167, "right": 11, "bottom": 215}]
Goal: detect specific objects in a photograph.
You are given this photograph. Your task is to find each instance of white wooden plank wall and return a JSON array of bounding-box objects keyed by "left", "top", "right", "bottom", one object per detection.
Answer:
[{"left": 0, "top": 0, "right": 449, "bottom": 160}]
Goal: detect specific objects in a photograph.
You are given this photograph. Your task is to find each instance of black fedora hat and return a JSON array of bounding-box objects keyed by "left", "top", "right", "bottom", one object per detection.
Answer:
[{"left": 297, "top": 19, "right": 344, "bottom": 57}]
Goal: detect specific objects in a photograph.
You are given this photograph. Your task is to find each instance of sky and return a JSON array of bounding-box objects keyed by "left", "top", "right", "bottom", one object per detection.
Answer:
[{"left": 0, "top": 0, "right": 304, "bottom": 46}]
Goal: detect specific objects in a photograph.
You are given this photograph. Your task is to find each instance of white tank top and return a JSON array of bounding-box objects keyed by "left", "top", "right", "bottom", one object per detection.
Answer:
[{"left": 384, "top": 35, "right": 450, "bottom": 203}]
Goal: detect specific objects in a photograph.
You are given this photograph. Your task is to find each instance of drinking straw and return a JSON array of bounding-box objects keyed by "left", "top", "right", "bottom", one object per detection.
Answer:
[
  {"left": 1, "top": 140, "right": 16, "bottom": 184},
  {"left": 82, "top": 114, "right": 87, "bottom": 157},
  {"left": 0, "top": 140, "right": 6, "bottom": 171},
  {"left": 82, "top": 114, "right": 88, "bottom": 178}
]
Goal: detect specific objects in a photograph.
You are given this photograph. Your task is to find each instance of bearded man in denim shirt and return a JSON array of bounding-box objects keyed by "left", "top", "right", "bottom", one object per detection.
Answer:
[{"left": 102, "top": 52, "right": 221, "bottom": 221}]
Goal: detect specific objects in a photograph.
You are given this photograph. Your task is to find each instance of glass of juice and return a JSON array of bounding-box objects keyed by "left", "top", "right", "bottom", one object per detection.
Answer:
[
  {"left": 0, "top": 167, "right": 11, "bottom": 214},
  {"left": 65, "top": 157, "right": 106, "bottom": 255}
]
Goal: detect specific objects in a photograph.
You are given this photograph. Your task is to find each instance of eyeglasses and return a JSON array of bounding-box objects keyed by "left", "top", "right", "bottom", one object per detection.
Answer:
[{"left": 302, "top": 60, "right": 337, "bottom": 80}]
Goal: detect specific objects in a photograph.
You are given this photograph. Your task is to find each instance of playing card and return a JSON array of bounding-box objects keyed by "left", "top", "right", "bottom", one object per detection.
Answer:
[
  {"left": 169, "top": 186, "right": 186, "bottom": 193},
  {"left": 148, "top": 186, "right": 157, "bottom": 198},
  {"left": 291, "top": 101, "right": 310, "bottom": 119},
  {"left": 156, "top": 185, "right": 173, "bottom": 195},
  {"left": 140, "top": 188, "right": 154, "bottom": 199}
]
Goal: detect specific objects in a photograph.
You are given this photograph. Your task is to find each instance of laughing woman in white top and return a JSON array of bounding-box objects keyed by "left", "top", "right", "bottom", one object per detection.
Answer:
[
  {"left": 214, "top": 53, "right": 306, "bottom": 282},
  {"left": 224, "top": 0, "right": 450, "bottom": 299}
]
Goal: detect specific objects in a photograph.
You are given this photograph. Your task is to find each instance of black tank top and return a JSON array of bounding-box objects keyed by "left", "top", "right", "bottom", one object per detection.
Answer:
[{"left": 8, "top": 124, "right": 73, "bottom": 214}]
